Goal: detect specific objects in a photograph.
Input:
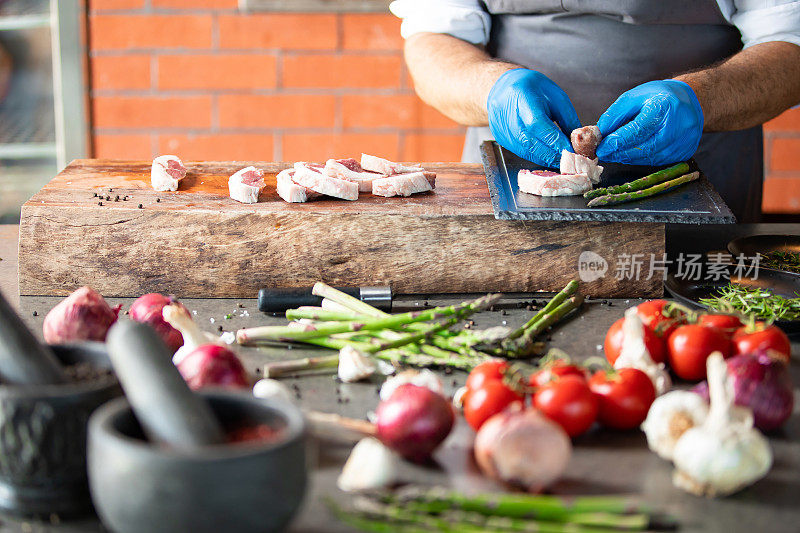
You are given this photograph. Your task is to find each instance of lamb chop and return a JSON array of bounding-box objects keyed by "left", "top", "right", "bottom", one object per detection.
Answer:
[
  {"left": 360, "top": 154, "right": 424, "bottom": 176},
  {"left": 371, "top": 172, "right": 434, "bottom": 197},
  {"left": 571, "top": 125, "right": 602, "bottom": 159},
  {"left": 518, "top": 170, "right": 592, "bottom": 197},
  {"left": 228, "top": 166, "right": 265, "bottom": 204},
  {"left": 324, "top": 158, "right": 383, "bottom": 193},
  {"left": 293, "top": 162, "right": 359, "bottom": 201},
  {"left": 151, "top": 155, "right": 186, "bottom": 192},
  {"left": 276, "top": 168, "right": 320, "bottom": 203},
  {"left": 560, "top": 149, "right": 603, "bottom": 184}
]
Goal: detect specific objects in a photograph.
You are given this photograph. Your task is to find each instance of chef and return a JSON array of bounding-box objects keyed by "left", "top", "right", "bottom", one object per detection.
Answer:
[{"left": 389, "top": 0, "right": 800, "bottom": 221}]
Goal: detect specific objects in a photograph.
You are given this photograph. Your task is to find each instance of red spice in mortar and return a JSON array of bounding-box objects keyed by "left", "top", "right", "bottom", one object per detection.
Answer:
[{"left": 227, "top": 424, "right": 284, "bottom": 445}]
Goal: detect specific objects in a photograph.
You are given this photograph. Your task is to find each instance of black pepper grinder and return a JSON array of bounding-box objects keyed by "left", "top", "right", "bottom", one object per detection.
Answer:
[
  {"left": 105, "top": 320, "right": 226, "bottom": 450},
  {"left": 0, "top": 291, "right": 66, "bottom": 385}
]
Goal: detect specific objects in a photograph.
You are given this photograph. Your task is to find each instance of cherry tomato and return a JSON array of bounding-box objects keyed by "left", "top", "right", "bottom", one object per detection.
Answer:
[
  {"left": 667, "top": 324, "right": 732, "bottom": 381},
  {"left": 534, "top": 375, "right": 598, "bottom": 437},
  {"left": 636, "top": 299, "right": 682, "bottom": 338},
  {"left": 529, "top": 361, "right": 587, "bottom": 388},
  {"left": 588, "top": 368, "right": 656, "bottom": 430},
  {"left": 697, "top": 314, "right": 743, "bottom": 337},
  {"left": 604, "top": 317, "right": 667, "bottom": 365},
  {"left": 465, "top": 360, "right": 509, "bottom": 391},
  {"left": 732, "top": 324, "right": 791, "bottom": 362},
  {"left": 463, "top": 380, "right": 524, "bottom": 431}
]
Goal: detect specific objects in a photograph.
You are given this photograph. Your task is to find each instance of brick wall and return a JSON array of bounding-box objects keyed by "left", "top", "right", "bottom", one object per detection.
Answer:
[{"left": 87, "top": 1, "right": 799, "bottom": 214}]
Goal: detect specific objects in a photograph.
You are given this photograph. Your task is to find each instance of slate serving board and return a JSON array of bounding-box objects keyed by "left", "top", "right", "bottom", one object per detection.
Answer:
[{"left": 481, "top": 141, "right": 736, "bottom": 224}]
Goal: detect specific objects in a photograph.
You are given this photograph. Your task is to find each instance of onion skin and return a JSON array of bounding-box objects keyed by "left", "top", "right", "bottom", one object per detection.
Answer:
[
  {"left": 43, "top": 286, "right": 121, "bottom": 343},
  {"left": 474, "top": 407, "right": 571, "bottom": 493},
  {"left": 176, "top": 344, "right": 250, "bottom": 391},
  {"left": 129, "top": 293, "right": 186, "bottom": 353},
  {"left": 375, "top": 384, "right": 455, "bottom": 463},
  {"left": 693, "top": 351, "right": 793, "bottom": 431}
]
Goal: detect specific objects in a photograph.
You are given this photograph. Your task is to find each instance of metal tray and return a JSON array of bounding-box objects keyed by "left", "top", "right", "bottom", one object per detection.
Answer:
[{"left": 481, "top": 141, "right": 736, "bottom": 224}]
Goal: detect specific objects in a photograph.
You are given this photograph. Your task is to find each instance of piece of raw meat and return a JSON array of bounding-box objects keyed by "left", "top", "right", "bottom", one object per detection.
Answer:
[
  {"left": 228, "top": 166, "right": 265, "bottom": 204},
  {"left": 151, "top": 155, "right": 186, "bottom": 192},
  {"left": 361, "top": 154, "right": 423, "bottom": 175},
  {"left": 276, "top": 168, "right": 320, "bottom": 203},
  {"left": 570, "top": 125, "right": 602, "bottom": 159},
  {"left": 293, "top": 162, "right": 359, "bottom": 201},
  {"left": 371, "top": 172, "right": 433, "bottom": 197},
  {"left": 324, "top": 158, "right": 383, "bottom": 192},
  {"left": 560, "top": 150, "right": 603, "bottom": 184},
  {"left": 518, "top": 169, "right": 592, "bottom": 197}
]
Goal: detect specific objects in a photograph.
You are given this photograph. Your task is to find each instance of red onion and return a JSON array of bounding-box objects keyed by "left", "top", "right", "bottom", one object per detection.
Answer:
[
  {"left": 129, "top": 293, "right": 186, "bottom": 353},
  {"left": 474, "top": 407, "right": 571, "bottom": 493},
  {"left": 43, "top": 286, "right": 121, "bottom": 343},
  {"left": 176, "top": 344, "right": 250, "bottom": 391},
  {"left": 693, "top": 351, "right": 794, "bottom": 431},
  {"left": 375, "top": 384, "right": 454, "bottom": 462}
]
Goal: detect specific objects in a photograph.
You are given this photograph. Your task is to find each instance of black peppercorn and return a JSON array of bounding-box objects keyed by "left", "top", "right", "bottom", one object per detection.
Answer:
[
  {"left": 138, "top": 204, "right": 143, "bottom": 209},
  {"left": 32, "top": 311, "right": 38, "bottom": 316}
]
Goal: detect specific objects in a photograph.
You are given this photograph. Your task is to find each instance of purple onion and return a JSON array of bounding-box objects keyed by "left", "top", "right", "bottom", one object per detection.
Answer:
[{"left": 693, "top": 351, "right": 794, "bottom": 431}]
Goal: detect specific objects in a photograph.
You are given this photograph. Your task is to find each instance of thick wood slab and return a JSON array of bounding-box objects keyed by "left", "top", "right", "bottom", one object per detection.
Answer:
[{"left": 19, "top": 160, "right": 664, "bottom": 297}]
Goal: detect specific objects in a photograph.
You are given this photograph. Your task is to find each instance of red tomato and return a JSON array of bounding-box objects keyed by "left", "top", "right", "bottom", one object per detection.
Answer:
[
  {"left": 732, "top": 324, "right": 791, "bottom": 362},
  {"left": 534, "top": 375, "right": 598, "bottom": 437},
  {"left": 604, "top": 317, "right": 667, "bottom": 365},
  {"left": 465, "top": 360, "right": 509, "bottom": 391},
  {"left": 697, "top": 314, "right": 743, "bottom": 336},
  {"left": 529, "top": 361, "right": 587, "bottom": 388},
  {"left": 463, "top": 380, "right": 524, "bottom": 431},
  {"left": 667, "top": 325, "right": 732, "bottom": 381},
  {"left": 636, "top": 299, "right": 682, "bottom": 338},
  {"left": 588, "top": 368, "right": 656, "bottom": 430}
]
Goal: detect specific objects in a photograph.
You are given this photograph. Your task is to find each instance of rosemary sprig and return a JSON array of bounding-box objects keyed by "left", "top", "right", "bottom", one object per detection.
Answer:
[
  {"left": 699, "top": 283, "right": 800, "bottom": 322},
  {"left": 761, "top": 251, "right": 800, "bottom": 274}
]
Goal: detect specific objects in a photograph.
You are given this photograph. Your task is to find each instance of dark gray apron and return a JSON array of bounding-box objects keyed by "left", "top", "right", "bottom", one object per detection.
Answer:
[{"left": 465, "top": 0, "right": 763, "bottom": 221}]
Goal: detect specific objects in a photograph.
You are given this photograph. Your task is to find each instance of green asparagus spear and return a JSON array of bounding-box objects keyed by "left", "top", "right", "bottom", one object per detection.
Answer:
[
  {"left": 504, "top": 295, "right": 584, "bottom": 356},
  {"left": 505, "top": 280, "right": 580, "bottom": 342},
  {"left": 583, "top": 161, "right": 691, "bottom": 200},
  {"left": 586, "top": 171, "right": 700, "bottom": 208}
]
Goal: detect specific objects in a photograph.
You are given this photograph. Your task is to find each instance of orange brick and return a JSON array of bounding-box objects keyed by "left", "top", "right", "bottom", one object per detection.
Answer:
[
  {"left": 91, "top": 55, "right": 151, "bottom": 90},
  {"left": 342, "top": 94, "right": 459, "bottom": 129},
  {"left": 93, "top": 96, "right": 213, "bottom": 129},
  {"left": 762, "top": 176, "right": 800, "bottom": 213},
  {"left": 93, "top": 134, "right": 152, "bottom": 159},
  {"left": 152, "top": 0, "right": 238, "bottom": 7},
  {"left": 281, "top": 133, "right": 399, "bottom": 162},
  {"left": 401, "top": 133, "right": 465, "bottom": 162},
  {"left": 218, "top": 94, "right": 336, "bottom": 129},
  {"left": 769, "top": 137, "right": 800, "bottom": 172},
  {"left": 342, "top": 14, "right": 403, "bottom": 51},
  {"left": 90, "top": 15, "right": 213, "bottom": 50},
  {"left": 218, "top": 14, "right": 337, "bottom": 50},
  {"left": 764, "top": 107, "right": 800, "bottom": 132},
  {"left": 157, "top": 54, "right": 277, "bottom": 90},
  {"left": 158, "top": 134, "right": 273, "bottom": 161},
  {"left": 90, "top": 0, "right": 145, "bottom": 10},
  {"left": 283, "top": 55, "right": 402, "bottom": 89}
]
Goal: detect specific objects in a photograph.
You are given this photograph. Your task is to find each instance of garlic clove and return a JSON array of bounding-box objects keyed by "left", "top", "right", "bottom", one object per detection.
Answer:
[
  {"left": 253, "top": 378, "right": 295, "bottom": 404},
  {"left": 615, "top": 307, "right": 671, "bottom": 395},
  {"left": 337, "top": 438, "right": 399, "bottom": 492},
  {"left": 641, "top": 390, "right": 708, "bottom": 460},
  {"left": 338, "top": 345, "right": 377, "bottom": 383}
]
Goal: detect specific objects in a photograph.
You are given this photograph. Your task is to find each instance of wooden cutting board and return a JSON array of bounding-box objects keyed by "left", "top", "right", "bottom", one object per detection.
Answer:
[{"left": 18, "top": 160, "right": 664, "bottom": 297}]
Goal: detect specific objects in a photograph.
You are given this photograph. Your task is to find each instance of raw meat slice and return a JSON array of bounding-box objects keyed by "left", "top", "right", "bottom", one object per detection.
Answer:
[
  {"left": 228, "top": 166, "right": 265, "bottom": 204},
  {"left": 151, "top": 155, "right": 186, "bottom": 192},
  {"left": 518, "top": 169, "right": 592, "bottom": 197},
  {"left": 276, "top": 168, "right": 320, "bottom": 203},
  {"left": 324, "top": 158, "right": 383, "bottom": 192},
  {"left": 371, "top": 172, "right": 433, "bottom": 197},
  {"left": 570, "top": 125, "right": 602, "bottom": 159},
  {"left": 560, "top": 150, "right": 603, "bottom": 184},
  {"left": 293, "top": 162, "right": 359, "bottom": 201},
  {"left": 361, "top": 154, "right": 423, "bottom": 175}
]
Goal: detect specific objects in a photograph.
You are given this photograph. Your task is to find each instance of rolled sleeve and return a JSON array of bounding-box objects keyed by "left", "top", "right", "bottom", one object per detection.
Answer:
[
  {"left": 724, "top": 0, "right": 800, "bottom": 48},
  {"left": 389, "top": 0, "right": 491, "bottom": 46}
]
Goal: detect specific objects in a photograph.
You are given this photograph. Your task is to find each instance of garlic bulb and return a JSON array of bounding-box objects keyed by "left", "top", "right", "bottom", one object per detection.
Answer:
[
  {"left": 338, "top": 345, "right": 377, "bottom": 383},
  {"left": 614, "top": 307, "right": 672, "bottom": 395},
  {"left": 671, "top": 352, "right": 772, "bottom": 497},
  {"left": 380, "top": 369, "right": 444, "bottom": 401},
  {"left": 641, "top": 391, "right": 709, "bottom": 460},
  {"left": 337, "top": 438, "right": 399, "bottom": 492}
]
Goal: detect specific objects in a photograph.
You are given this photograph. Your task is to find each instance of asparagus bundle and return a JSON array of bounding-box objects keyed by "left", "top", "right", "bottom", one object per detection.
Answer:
[
  {"left": 583, "top": 162, "right": 691, "bottom": 200},
  {"left": 587, "top": 171, "right": 700, "bottom": 208}
]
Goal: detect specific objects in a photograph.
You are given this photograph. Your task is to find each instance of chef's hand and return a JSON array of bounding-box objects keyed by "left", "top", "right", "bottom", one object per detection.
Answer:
[
  {"left": 596, "top": 80, "right": 703, "bottom": 166},
  {"left": 487, "top": 68, "right": 581, "bottom": 169}
]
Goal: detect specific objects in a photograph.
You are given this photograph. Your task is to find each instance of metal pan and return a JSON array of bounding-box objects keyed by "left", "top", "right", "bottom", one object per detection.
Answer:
[{"left": 727, "top": 234, "right": 800, "bottom": 277}]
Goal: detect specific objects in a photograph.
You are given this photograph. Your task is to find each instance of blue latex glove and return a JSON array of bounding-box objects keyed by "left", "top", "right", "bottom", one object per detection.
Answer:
[
  {"left": 596, "top": 80, "right": 703, "bottom": 166},
  {"left": 487, "top": 68, "right": 581, "bottom": 169}
]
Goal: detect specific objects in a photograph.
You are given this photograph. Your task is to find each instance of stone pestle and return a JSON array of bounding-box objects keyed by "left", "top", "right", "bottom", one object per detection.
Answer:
[
  {"left": 105, "top": 320, "right": 226, "bottom": 450},
  {"left": 0, "top": 291, "right": 67, "bottom": 385}
]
